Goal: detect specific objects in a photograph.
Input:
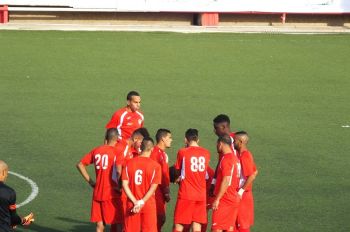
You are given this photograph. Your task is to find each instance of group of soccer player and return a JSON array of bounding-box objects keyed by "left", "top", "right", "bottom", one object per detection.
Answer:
[{"left": 76, "top": 91, "right": 258, "bottom": 232}]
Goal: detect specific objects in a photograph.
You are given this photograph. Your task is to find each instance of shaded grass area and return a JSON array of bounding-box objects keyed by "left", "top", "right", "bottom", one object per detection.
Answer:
[{"left": 0, "top": 31, "right": 349, "bottom": 231}]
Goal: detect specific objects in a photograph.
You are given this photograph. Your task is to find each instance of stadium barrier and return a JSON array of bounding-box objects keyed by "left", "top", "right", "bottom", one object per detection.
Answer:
[
  {"left": 3, "top": 2, "right": 350, "bottom": 26},
  {"left": 0, "top": 5, "right": 8, "bottom": 23}
]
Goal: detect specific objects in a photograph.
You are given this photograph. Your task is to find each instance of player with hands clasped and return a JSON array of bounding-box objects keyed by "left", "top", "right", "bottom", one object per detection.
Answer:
[{"left": 122, "top": 137, "right": 161, "bottom": 232}]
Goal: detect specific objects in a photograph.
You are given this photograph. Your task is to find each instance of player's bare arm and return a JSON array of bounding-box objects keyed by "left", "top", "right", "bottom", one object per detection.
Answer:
[
  {"left": 142, "top": 183, "right": 159, "bottom": 204},
  {"left": 212, "top": 176, "right": 230, "bottom": 210},
  {"left": 76, "top": 162, "right": 95, "bottom": 188},
  {"left": 238, "top": 170, "right": 258, "bottom": 198},
  {"left": 122, "top": 179, "right": 140, "bottom": 210}
]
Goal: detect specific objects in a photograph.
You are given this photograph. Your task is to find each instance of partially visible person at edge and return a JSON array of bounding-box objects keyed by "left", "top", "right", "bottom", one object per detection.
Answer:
[{"left": 0, "top": 160, "right": 34, "bottom": 232}]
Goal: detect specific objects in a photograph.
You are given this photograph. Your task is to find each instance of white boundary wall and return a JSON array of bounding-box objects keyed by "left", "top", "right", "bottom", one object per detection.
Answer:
[{"left": 2, "top": 0, "right": 350, "bottom": 13}]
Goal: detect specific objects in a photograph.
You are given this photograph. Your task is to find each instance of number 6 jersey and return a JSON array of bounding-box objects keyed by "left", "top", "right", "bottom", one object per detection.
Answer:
[
  {"left": 174, "top": 146, "right": 210, "bottom": 201},
  {"left": 122, "top": 156, "right": 161, "bottom": 208}
]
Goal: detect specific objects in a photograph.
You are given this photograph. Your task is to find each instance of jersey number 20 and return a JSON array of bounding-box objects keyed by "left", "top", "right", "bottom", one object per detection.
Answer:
[{"left": 95, "top": 154, "right": 108, "bottom": 170}]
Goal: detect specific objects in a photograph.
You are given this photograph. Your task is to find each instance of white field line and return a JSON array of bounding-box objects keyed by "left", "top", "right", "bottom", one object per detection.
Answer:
[
  {"left": 8, "top": 171, "right": 39, "bottom": 208},
  {"left": 341, "top": 125, "right": 350, "bottom": 128}
]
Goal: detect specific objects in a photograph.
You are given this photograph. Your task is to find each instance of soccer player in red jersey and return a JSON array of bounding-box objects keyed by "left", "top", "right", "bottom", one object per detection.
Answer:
[
  {"left": 211, "top": 135, "right": 241, "bottom": 232},
  {"left": 0, "top": 160, "right": 34, "bottom": 231},
  {"left": 182, "top": 165, "right": 215, "bottom": 232},
  {"left": 150, "top": 128, "right": 173, "bottom": 232},
  {"left": 106, "top": 91, "right": 144, "bottom": 141},
  {"left": 122, "top": 137, "right": 161, "bottom": 232},
  {"left": 76, "top": 128, "right": 120, "bottom": 232},
  {"left": 173, "top": 128, "right": 210, "bottom": 232},
  {"left": 234, "top": 131, "right": 258, "bottom": 232},
  {"left": 112, "top": 127, "right": 150, "bottom": 231},
  {"left": 210, "top": 114, "right": 238, "bottom": 196}
]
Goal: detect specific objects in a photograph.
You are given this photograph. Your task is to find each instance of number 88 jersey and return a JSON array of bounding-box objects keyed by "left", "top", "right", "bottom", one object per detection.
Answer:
[
  {"left": 81, "top": 145, "right": 119, "bottom": 201},
  {"left": 174, "top": 146, "right": 210, "bottom": 201}
]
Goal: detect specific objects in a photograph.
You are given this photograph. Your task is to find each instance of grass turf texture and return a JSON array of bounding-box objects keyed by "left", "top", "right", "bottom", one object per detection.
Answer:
[{"left": 0, "top": 31, "right": 349, "bottom": 232}]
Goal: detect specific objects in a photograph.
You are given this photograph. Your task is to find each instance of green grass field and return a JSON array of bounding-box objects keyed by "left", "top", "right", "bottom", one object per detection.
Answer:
[{"left": 0, "top": 30, "right": 350, "bottom": 232}]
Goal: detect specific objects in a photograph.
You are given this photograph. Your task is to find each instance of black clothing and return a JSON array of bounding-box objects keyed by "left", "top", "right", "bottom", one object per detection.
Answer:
[{"left": 0, "top": 182, "right": 21, "bottom": 232}]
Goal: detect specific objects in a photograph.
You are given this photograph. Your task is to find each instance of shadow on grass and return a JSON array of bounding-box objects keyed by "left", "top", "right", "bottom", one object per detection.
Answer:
[{"left": 15, "top": 217, "right": 95, "bottom": 232}]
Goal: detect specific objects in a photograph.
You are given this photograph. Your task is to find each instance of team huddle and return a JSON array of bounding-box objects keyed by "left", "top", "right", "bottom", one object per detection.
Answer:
[{"left": 76, "top": 91, "right": 258, "bottom": 232}]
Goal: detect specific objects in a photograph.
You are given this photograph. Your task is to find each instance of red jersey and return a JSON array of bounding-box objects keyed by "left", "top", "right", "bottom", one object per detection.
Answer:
[
  {"left": 150, "top": 145, "right": 170, "bottom": 189},
  {"left": 214, "top": 153, "right": 240, "bottom": 205},
  {"left": 81, "top": 145, "right": 119, "bottom": 201},
  {"left": 114, "top": 139, "right": 134, "bottom": 166},
  {"left": 106, "top": 107, "right": 144, "bottom": 140},
  {"left": 122, "top": 156, "right": 161, "bottom": 209},
  {"left": 174, "top": 146, "right": 210, "bottom": 201},
  {"left": 239, "top": 150, "right": 257, "bottom": 191}
]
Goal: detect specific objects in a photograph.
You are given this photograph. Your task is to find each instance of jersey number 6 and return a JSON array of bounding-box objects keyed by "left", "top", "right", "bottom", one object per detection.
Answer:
[{"left": 135, "top": 169, "right": 143, "bottom": 185}]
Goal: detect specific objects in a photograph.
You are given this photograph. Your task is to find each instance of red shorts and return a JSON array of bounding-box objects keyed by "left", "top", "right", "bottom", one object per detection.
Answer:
[
  {"left": 155, "top": 188, "right": 166, "bottom": 216},
  {"left": 115, "top": 196, "right": 124, "bottom": 223},
  {"left": 174, "top": 199, "right": 207, "bottom": 225},
  {"left": 212, "top": 203, "right": 238, "bottom": 230},
  {"left": 237, "top": 191, "right": 254, "bottom": 229},
  {"left": 90, "top": 198, "right": 119, "bottom": 224},
  {"left": 124, "top": 201, "right": 157, "bottom": 232}
]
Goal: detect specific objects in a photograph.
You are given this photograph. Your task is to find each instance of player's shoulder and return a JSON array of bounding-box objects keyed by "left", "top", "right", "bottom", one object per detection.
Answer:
[
  {"left": 196, "top": 146, "right": 211, "bottom": 155},
  {"left": 149, "top": 158, "right": 161, "bottom": 169},
  {"left": 113, "top": 107, "right": 129, "bottom": 116},
  {"left": 0, "top": 182, "right": 16, "bottom": 195},
  {"left": 134, "top": 110, "right": 144, "bottom": 120},
  {"left": 241, "top": 150, "right": 254, "bottom": 159}
]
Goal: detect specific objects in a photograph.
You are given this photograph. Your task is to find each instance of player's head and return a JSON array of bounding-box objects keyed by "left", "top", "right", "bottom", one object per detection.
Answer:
[
  {"left": 213, "top": 114, "right": 231, "bottom": 137},
  {"left": 126, "top": 91, "right": 141, "bottom": 112},
  {"left": 217, "top": 135, "right": 232, "bottom": 154},
  {"left": 234, "top": 131, "right": 249, "bottom": 151},
  {"left": 155, "top": 128, "right": 172, "bottom": 148},
  {"left": 0, "top": 160, "right": 9, "bottom": 182},
  {"left": 140, "top": 137, "right": 154, "bottom": 153},
  {"left": 131, "top": 128, "right": 150, "bottom": 150},
  {"left": 185, "top": 128, "right": 199, "bottom": 145},
  {"left": 105, "top": 128, "right": 119, "bottom": 143}
]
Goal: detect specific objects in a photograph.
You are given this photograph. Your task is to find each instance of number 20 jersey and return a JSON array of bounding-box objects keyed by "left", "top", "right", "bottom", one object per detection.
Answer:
[
  {"left": 174, "top": 146, "right": 210, "bottom": 201},
  {"left": 81, "top": 145, "right": 119, "bottom": 201}
]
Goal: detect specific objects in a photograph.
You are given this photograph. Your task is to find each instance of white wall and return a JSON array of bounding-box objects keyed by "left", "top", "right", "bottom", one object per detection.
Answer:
[{"left": 2, "top": 0, "right": 350, "bottom": 13}]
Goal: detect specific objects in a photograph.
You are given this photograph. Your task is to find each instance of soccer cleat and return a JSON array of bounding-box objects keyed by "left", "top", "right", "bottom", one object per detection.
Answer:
[{"left": 22, "top": 212, "right": 34, "bottom": 226}]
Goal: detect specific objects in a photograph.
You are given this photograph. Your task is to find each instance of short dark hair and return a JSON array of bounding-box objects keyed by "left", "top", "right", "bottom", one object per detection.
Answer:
[
  {"left": 155, "top": 128, "right": 171, "bottom": 143},
  {"left": 132, "top": 127, "right": 150, "bottom": 138},
  {"left": 127, "top": 91, "right": 140, "bottom": 101},
  {"left": 185, "top": 128, "right": 199, "bottom": 142},
  {"left": 213, "top": 114, "right": 230, "bottom": 125},
  {"left": 105, "top": 128, "right": 119, "bottom": 142},
  {"left": 235, "top": 131, "right": 248, "bottom": 137},
  {"left": 141, "top": 137, "right": 154, "bottom": 151},
  {"left": 217, "top": 135, "right": 232, "bottom": 145}
]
